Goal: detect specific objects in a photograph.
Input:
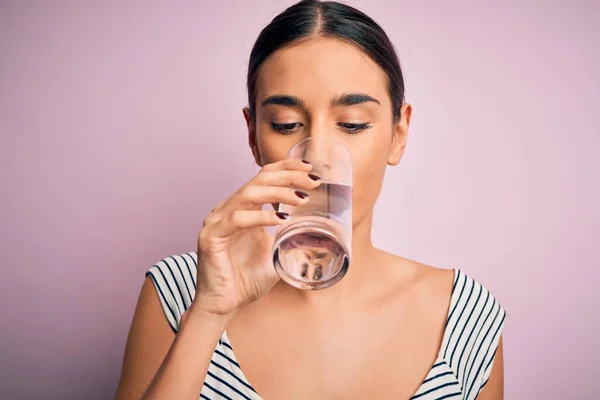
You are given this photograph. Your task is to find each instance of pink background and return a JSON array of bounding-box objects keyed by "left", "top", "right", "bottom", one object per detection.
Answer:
[{"left": 1, "top": 0, "right": 598, "bottom": 398}]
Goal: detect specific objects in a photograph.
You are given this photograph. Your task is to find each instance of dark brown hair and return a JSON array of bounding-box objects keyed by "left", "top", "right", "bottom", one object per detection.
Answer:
[{"left": 247, "top": 0, "right": 405, "bottom": 122}]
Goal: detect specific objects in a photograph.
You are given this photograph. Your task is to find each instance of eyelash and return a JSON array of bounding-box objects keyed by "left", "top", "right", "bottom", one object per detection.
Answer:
[
  {"left": 271, "top": 122, "right": 372, "bottom": 134},
  {"left": 271, "top": 122, "right": 302, "bottom": 133},
  {"left": 339, "top": 122, "right": 372, "bottom": 133}
]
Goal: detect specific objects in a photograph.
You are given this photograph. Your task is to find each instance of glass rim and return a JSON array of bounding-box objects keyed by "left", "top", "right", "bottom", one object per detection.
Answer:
[{"left": 285, "top": 136, "right": 353, "bottom": 161}]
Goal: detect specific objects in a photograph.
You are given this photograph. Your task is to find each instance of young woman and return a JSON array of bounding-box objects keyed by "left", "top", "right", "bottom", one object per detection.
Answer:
[{"left": 116, "top": 1, "right": 506, "bottom": 399}]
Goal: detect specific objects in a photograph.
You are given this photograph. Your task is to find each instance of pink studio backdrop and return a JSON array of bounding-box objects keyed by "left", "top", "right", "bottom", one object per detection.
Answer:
[{"left": 1, "top": 1, "right": 598, "bottom": 398}]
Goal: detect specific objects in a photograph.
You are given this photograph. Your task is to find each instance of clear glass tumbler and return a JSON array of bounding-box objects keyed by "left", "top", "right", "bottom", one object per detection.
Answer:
[{"left": 272, "top": 137, "right": 353, "bottom": 290}]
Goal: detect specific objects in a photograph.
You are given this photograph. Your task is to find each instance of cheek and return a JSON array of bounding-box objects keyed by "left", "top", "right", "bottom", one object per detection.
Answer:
[
  {"left": 350, "top": 159, "right": 386, "bottom": 226},
  {"left": 350, "top": 139, "right": 389, "bottom": 205},
  {"left": 256, "top": 131, "right": 293, "bottom": 165},
  {"left": 354, "top": 160, "right": 385, "bottom": 198}
]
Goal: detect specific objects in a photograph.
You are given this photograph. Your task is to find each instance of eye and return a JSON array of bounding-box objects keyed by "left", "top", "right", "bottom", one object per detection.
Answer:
[
  {"left": 338, "top": 122, "right": 372, "bottom": 134},
  {"left": 271, "top": 122, "right": 303, "bottom": 134}
]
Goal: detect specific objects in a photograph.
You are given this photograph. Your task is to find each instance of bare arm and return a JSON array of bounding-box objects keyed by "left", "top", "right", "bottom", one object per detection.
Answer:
[
  {"left": 115, "top": 277, "right": 229, "bottom": 400},
  {"left": 477, "top": 335, "right": 504, "bottom": 400},
  {"left": 115, "top": 159, "right": 315, "bottom": 398}
]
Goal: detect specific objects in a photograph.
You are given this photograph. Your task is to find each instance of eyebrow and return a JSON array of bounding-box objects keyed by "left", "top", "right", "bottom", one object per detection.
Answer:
[
  {"left": 260, "top": 93, "right": 380, "bottom": 109},
  {"left": 261, "top": 95, "right": 305, "bottom": 108},
  {"left": 331, "top": 93, "right": 380, "bottom": 107}
]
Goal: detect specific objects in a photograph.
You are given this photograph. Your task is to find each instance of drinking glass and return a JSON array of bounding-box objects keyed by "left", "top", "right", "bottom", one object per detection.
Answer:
[{"left": 272, "top": 137, "right": 353, "bottom": 290}]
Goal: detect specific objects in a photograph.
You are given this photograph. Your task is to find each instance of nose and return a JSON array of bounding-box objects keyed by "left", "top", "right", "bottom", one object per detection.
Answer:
[
  {"left": 286, "top": 128, "right": 353, "bottom": 185},
  {"left": 299, "top": 136, "right": 336, "bottom": 171}
]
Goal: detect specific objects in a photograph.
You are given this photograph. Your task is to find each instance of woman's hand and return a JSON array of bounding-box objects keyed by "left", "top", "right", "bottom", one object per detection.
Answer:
[{"left": 191, "top": 158, "right": 320, "bottom": 318}]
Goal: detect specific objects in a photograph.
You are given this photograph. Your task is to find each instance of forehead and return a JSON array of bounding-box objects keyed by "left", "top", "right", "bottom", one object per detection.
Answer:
[{"left": 256, "top": 37, "right": 389, "bottom": 105}]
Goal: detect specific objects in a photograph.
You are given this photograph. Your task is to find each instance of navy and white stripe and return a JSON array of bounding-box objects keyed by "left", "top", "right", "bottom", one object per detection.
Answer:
[
  {"left": 409, "top": 269, "right": 506, "bottom": 399},
  {"left": 148, "top": 253, "right": 506, "bottom": 399},
  {"left": 146, "top": 252, "right": 198, "bottom": 332}
]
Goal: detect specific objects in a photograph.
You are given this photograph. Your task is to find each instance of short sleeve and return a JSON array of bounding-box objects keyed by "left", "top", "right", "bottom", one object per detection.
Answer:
[
  {"left": 479, "top": 304, "right": 506, "bottom": 392},
  {"left": 444, "top": 270, "right": 507, "bottom": 399},
  {"left": 145, "top": 252, "right": 198, "bottom": 332}
]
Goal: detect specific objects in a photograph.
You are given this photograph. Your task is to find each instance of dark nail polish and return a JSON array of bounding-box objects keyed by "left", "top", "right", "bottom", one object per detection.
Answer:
[
  {"left": 301, "top": 159, "right": 310, "bottom": 164},
  {"left": 301, "top": 263, "right": 308, "bottom": 277},
  {"left": 295, "top": 190, "right": 309, "bottom": 199},
  {"left": 314, "top": 265, "right": 323, "bottom": 280},
  {"left": 308, "top": 173, "right": 321, "bottom": 181},
  {"left": 276, "top": 212, "right": 289, "bottom": 220}
]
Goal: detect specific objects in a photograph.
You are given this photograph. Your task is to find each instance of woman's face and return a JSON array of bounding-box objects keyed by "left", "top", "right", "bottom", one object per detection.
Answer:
[{"left": 244, "top": 37, "right": 411, "bottom": 227}]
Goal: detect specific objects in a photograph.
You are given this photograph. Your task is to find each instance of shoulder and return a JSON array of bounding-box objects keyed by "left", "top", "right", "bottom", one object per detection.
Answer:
[
  {"left": 414, "top": 264, "right": 506, "bottom": 326},
  {"left": 145, "top": 252, "right": 198, "bottom": 331},
  {"left": 447, "top": 269, "right": 507, "bottom": 328},
  {"left": 400, "top": 261, "right": 507, "bottom": 395},
  {"left": 440, "top": 268, "right": 506, "bottom": 396},
  {"left": 391, "top": 260, "right": 455, "bottom": 312}
]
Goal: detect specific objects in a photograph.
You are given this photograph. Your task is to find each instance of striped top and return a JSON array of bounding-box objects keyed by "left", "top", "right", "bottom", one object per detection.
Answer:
[{"left": 147, "top": 252, "right": 506, "bottom": 400}]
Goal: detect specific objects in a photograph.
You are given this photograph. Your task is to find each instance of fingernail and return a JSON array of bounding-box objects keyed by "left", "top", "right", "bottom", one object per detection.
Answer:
[
  {"left": 314, "top": 265, "right": 323, "bottom": 280},
  {"left": 276, "top": 212, "right": 289, "bottom": 220},
  {"left": 301, "top": 159, "right": 310, "bottom": 164},
  {"left": 295, "top": 190, "right": 309, "bottom": 199},
  {"left": 308, "top": 173, "right": 321, "bottom": 181}
]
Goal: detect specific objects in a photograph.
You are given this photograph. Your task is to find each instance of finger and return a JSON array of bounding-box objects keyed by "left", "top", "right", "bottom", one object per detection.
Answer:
[
  {"left": 260, "top": 158, "right": 313, "bottom": 172},
  {"left": 210, "top": 200, "right": 227, "bottom": 213},
  {"left": 202, "top": 212, "right": 221, "bottom": 228},
  {"left": 202, "top": 200, "right": 228, "bottom": 227},
  {"left": 254, "top": 169, "right": 322, "bottom": 190},
  {"left": 239, "top": 185, "right": 310, "bottom": 207},
  {"left": 209, "top": 210, "right": 289, "bottom": 238}
]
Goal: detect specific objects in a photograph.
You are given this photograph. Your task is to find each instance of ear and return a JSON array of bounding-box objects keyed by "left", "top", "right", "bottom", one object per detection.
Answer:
[
  {"left": 243, "top": 107, "right": 263, "bottom": 167},
  {"left": 388, "top": 103, "right": 412, "bottom": 166}
]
